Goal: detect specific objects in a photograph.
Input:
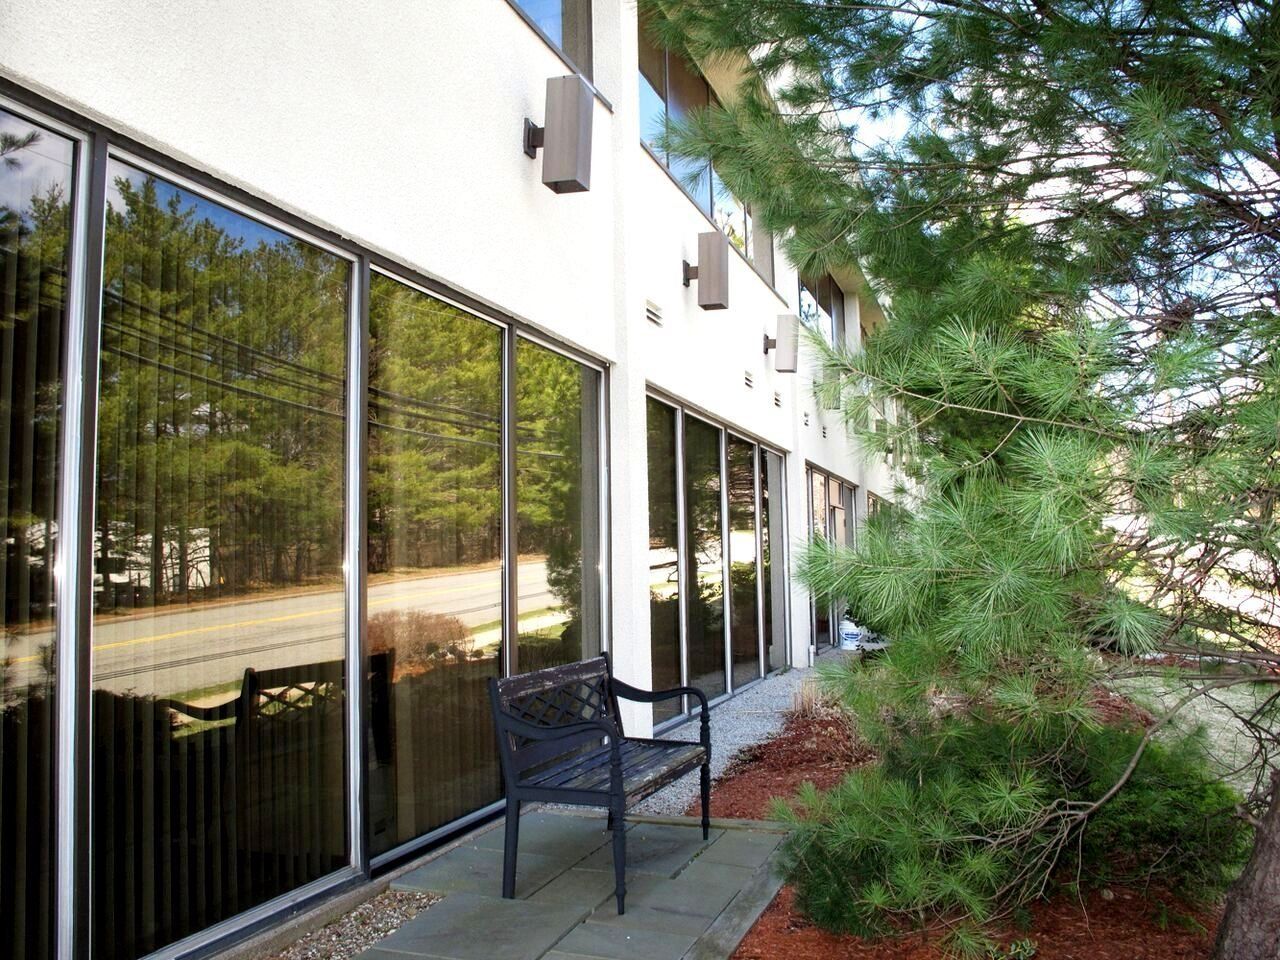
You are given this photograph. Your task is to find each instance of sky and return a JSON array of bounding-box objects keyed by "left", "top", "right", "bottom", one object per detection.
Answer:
[{"left": 0, "top": 109, "right": 75, "bottom": 219}]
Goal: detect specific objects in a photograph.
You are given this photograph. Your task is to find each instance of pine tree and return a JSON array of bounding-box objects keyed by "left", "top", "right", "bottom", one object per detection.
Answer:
[{"left": 641, "top": 2, "right": 1280, "bottom": 955}]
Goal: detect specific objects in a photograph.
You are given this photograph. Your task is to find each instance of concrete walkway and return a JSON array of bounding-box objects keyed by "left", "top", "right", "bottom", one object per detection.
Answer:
[{"left": 360, "top": 809, "right": 786, "bottom": 960}]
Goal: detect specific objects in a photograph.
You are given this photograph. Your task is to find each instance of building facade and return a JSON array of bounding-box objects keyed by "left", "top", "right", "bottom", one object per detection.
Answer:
[{"left": 0, "top": 3, "right": 899, "bottom": 958}]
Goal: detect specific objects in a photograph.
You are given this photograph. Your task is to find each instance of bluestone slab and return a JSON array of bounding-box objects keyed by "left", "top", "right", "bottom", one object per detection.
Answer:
[
  {"left": 555, "top": 921, "right": 699, "bottom": 960},
  {"left": 472, "top": 811, "right": 616, "bottom": 864},
  {"left": 578, "top": 823, "right": 721, "bottom": 878},
  {"left": 392, "top": 845, "right": 563, "bottom": 899},
  {"left": 613, "top": 873, "right": 741, "bottom": 920},
  {"left": 528, "top": 867, "right": 616, "bottom": 907},
  {"left": 363, "top": 891, "right": 587, "bottom": 960},
  {"left": 697, "top": 829, "right": 783, "bottom": 869}
]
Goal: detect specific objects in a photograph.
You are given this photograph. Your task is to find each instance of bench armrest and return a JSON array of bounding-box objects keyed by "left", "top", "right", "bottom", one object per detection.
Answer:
[
  {"left": 610, "top": 678, "right": 708, "bottom": 714},
  {"left": 611, "top": 678, "right": 710, "bottom": 751}
]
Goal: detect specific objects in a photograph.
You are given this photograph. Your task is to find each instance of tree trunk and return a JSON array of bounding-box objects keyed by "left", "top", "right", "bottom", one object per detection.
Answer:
[{"left": 1213, "top": 770, "right": 1280, "bottom": 960}]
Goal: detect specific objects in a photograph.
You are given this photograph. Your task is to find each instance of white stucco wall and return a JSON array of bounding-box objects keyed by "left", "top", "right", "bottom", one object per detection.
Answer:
[{"left": 0, "top": 0, "right": 900, "bottom": 733}]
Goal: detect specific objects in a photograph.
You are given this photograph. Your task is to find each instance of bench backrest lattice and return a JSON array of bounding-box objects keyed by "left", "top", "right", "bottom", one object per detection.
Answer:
[{"left": 494, "top": 656, "right": 622, "bottom": 775}]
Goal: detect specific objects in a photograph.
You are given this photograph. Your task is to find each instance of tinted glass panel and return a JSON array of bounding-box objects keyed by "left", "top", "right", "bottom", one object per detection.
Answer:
[
  {"left": 515, "top": 339, "right": 601, "bottom": 672},
  {"left": 0, "top": 107, "right": 73, "bottom": 960},
  {"left": 842, "top": 483, "right": 857, "bottom": 549},
  {"left": 799, "top": 274, "right": 834, "bottom": 343},
  {"left": 761, "top": 450, "right": 787, "bottom": 673},
  {"left": 513, "top": 0, "right": 592, "bottom": 76},
  {"left": 366, "top": 274, "right": 503, "bottom": 856},
  {"left": 683, "top": 416, "right": 724, "bottom": 698},
  {"left": 637, "top": 9, "right": 668, "bottom": 158},
  {"left": 751, "top": 221, "right": 774, "bottom": 285},
  {"left": 93, "top": 161, "right": 349, "bottom": 959},
  {"left": 712, "top": 170, "right": 748, "bottom": 254},
  {"left": 638, "top": 12, "right": 667, "bottom": 99},
  {"left": 639, "top": 74, "right": 668, "bottom": 159},
  {"left": 667, "top": 54, "right": 712, "bottom": 213},
  {"left": 727, "top": 437, "right": 759, "bottom": 688},
  {"left": 810, "top": 469, "right": 831, "bottom": 648},
  {"left": 646, "top": 398, "right": 681, "bottom": 722}
]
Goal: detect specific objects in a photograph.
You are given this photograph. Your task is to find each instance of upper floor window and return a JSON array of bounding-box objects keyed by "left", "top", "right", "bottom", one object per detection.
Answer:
[
  {"left": 638, "top": 14, "right": 774, "bottom": 281},
  {"left": 799, "top": 272, "right": 846, "bottom": 346},
  {"left": 511, "top": 0, "right": 592, "bottom": 78}
]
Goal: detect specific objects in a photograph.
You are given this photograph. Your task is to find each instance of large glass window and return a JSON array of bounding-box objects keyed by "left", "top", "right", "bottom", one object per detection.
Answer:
[
  {"left": 727, "top": 436, "right": 759, "bottom": 689},
  {"left": 92, "top": 160, "right": 350, "bottom": 960},
  {"left": 646, "top": 398, "right": 682, "bottom": 722},
  {"left": 683, "top": 416, "right": 726, "bottom": 699},
  {"left": 365, "top": 274, "right": 503, "bottom": 857},
  {"left": 511, "top": 0, "right": 592, "bottom": 76},
  {"left": 0, "top": 106, "right": 75, "bottom": 960},
  {"left": 809, "top": 470, "right": 831, "bottom": 649},
  {"left": 809, "top": 467, "right": 857, "bottom": 652},
  {"left": 514, "top": 338, "right": 602, "bottom": 673},
  {"left": 637, "top": 13, "right": 773, "bottom": 281},
  {"left": 761, "top": 450, "right": 787, "bottom": 673},
  {"left": 799, "top": 272, "right": 846, "bottom": 345},
  {"left": 648, "top": 400, "right": 787, "bottom": 719}
]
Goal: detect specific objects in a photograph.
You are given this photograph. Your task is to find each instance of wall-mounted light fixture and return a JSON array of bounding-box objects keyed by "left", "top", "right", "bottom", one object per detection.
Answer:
[
  {"left": 763, "top": 313, "right": 799, "bottom": 372},
  {"left": 682, "top": 231, "right": 729, "bottom": 309},
  {"left": 523, "top": 75, "right": 593, "bottom": 193}
]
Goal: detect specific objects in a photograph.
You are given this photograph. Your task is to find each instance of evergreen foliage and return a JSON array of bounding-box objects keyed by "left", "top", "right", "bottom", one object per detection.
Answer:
[{"left": 641, "top": 0, "right": 1280, "bottom": 953}]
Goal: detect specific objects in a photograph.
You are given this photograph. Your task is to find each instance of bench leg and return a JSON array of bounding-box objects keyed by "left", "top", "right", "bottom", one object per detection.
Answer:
[
  {"left": 700, "top": 760, "right": 711, "bottom": 841},
  {"left": 502, "top": 796, "right": 520, "bottom": 899},
  {"left": 610, "top": 805, "right": 626, "bottom": 914}
]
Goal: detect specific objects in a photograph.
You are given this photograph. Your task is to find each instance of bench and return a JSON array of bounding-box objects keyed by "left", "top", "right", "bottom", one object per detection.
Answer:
[{"left": 488, "top": 653, "right": 710, "bottom": 913}]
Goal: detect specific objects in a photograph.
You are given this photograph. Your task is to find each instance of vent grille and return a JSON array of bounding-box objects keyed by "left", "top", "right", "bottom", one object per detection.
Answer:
[
  {"left": 773, "top": 392, "right": 782, "bottom": 408},
  {"left": 744, "top": 370, "right": 754, "bottom": 389},
  {"left": 645, "top": 300, "right": 663, "bottom": 326}
]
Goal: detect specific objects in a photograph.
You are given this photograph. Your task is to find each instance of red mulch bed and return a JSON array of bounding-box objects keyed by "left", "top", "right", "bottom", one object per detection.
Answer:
[
  {"left": 685, "top": 708, "right": 874, "bottom": 820},
  {"left": 733, "top": 884, "right": 1219, "bottom": 960},
  {"left": 692, "top": 709, "right": 1222, "bottom": 960}
]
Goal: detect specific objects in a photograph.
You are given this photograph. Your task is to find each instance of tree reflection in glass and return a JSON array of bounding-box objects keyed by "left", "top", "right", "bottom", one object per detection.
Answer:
[
  {"left": 646, "top": 398, "right": 681, "bottom": 721},
  {"left": 683, "top": 416, "right": 725, "bottom": 699},
  {"left": 761, "top": 450, "right": 787, "bottom": 673},
  {"left": 365, "top": 274, "right": 503, "bottom": 855},
  {"left": 514, "top": 339, "right": 601, "bottom": 672},
  {"left": 727, "top": 436, "right": 759, "bottom": 689},
  {"left": 0, "top": 107, "right": 74, "bottom": 960},
  {"left": 92, "top": 160, "right": 349, "bottom": 960}
]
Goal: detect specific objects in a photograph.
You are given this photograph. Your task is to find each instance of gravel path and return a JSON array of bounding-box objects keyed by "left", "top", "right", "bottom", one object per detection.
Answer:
[
  {"left": 634, "top": 665, "right": 811, "bottom": 817},
  {"left": 263, "top": 890, "right": 439, "bottom": 960}
]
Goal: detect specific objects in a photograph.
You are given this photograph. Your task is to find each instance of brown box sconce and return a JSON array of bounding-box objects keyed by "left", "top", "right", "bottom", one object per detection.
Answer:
[
  {"left": 763, "top": 313, "right": 799, "bottom": 372},
  {"left": 682, "top": 231, "right": 729, "bottom": 310},
  {"left": 524, "top": 75, "right": 593, "bottom": 193}
]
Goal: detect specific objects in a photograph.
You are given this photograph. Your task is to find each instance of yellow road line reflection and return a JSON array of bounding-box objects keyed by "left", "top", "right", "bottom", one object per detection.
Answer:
[{"left": 10, "top": 578, "right": 504, "bottom": 664}]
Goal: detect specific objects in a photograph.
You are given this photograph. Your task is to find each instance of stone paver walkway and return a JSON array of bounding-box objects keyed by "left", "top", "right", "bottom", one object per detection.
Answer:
[{"left": 362, "top": 809, "right": 785, "bottom": 960}]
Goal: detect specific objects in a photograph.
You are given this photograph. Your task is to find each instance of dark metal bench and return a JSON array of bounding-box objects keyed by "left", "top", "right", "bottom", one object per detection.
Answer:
[{"left": 488, "top": 652, "right": 710, "bottom": 913}]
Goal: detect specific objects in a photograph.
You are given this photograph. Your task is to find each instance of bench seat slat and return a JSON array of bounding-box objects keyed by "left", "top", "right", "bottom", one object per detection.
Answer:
[{"left": 520, "top": 738, "right": 705, "bottom": 802}]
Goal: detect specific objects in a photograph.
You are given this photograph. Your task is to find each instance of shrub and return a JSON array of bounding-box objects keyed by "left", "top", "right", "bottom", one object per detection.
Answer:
[
  {"left": 773, "top": 718, "right": 1247, "bottom": 951},
  {"left": 1075, "top": 731, "right": 1249, "bottom": 899},
  {"left": 368, "top": 610, "right": 472, "bottom": 678}
]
